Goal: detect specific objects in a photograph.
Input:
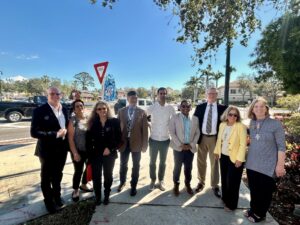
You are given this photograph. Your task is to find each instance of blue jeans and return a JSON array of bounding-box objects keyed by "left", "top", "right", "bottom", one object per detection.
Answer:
[
  {"left": 173, "top": 150, "right": 194, "bottom": 185},
  {"left": 149, "top": 138, "right": 170, "bottom": 182},
  {"left": 119, "top": 143, "right": 141, "bottom": 188}
]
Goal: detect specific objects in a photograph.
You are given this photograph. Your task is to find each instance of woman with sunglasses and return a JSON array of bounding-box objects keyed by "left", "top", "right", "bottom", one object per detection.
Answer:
[
  {"left": 214, "top": 106, "right": 247, "bottom": 211},
  {"left": 244, "top": 98, "right": 286, "bottom": 223},
  {"left": 68, "top": 99, "right": 93, "bottom": 203},
  {"left": 86, "top": 101, "right": 122, "bottom": 205}
]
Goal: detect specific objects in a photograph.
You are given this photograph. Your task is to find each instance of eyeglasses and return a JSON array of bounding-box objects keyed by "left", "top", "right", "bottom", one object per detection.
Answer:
[
  {"left": 97, "top": 107, "right": 107, "bottom": 111},
  {"left": 49, "top": 93, "right": 61, "bottom": 96},
  {"left": 159, "top": 92, "right": 167, "bottom": 95},
  {"left": 228, "top": 113, "right": 238, "bottom": 118},
  {"left": 181, "top": 105, "right": 191, "bottom": 109}
]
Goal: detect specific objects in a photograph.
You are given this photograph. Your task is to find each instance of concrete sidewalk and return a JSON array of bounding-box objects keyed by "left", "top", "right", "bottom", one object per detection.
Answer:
[{"left": 0, "top": 143, "right": 278, "bottom": 225}]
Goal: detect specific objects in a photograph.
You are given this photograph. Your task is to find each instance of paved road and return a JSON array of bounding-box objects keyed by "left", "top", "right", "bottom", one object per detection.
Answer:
[{"left": 0, "top": 119, "right": 32, "bottom": 143}]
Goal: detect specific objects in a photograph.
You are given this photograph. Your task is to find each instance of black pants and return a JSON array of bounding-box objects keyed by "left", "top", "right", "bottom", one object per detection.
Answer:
[
  {"left": 72, "top": 151, "right": 88, "bottom": 189},
  {"left": 247, "top": 169, "right": 276, "bottom": 218},
  {"left": 119, "top": 142, "right": 141, "bottom": 188},
  {"left": 220, "top": 154, "right": 244, "bottom": 210},
  {"left": 90, "top": 153, "right": 116, "bottom": 199},
  {"left": 39, "top": 151, "right": 68, "bottom": 202},
  {"left": 173, "top": 150, "right": 194, "bottom": 185}
]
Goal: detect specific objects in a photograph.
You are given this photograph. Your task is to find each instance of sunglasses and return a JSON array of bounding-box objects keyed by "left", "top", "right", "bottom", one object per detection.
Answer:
[
  {"left": 97, "top": 107, "right": 107, "bottom": 111},
  {"left": 49, "top": 92, "right": 61, "bottom": 96},
  {"left": 181, "top": 105, "right": 191, "bottom": 109},
  {"left": 75, "top": 104, "right": 84, "bottom": 108},
  {"left": 228, "top": 113, "right": 238, "bottom": 118}
]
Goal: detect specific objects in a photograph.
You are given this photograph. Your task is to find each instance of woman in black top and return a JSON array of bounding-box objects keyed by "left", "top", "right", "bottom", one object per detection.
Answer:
[{"left": 86, "top": 101, "right": 122, "bottom": 205}]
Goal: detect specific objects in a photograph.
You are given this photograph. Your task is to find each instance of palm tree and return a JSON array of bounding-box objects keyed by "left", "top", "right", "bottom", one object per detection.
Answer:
[
  {"left": 185, "top": 76, "right": 202, "bottom": 103},
  {"left": 211, "top": 71, "right": 224, "bottom": 88},
  {"left": 199, "top": 64, "right": 214, "bottom": 89}
]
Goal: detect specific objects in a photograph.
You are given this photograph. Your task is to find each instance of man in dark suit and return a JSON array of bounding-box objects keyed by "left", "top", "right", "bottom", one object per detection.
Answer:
[
  {"left": 117, "top": 91, "right": 148, "bottom": 196},
  {"left": 193, "top": 87, "right": 227, "bottom": 198},
  {"left": 31, "top": 87, "right": 69, "bottom": 213}
]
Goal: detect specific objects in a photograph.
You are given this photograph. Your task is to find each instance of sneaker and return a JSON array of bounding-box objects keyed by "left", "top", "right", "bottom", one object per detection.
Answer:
[
  {"left": 157, "top": 180, "right": 166, "bottom": 191},
  {"left": 149, "top": 180, "right": 155, "bottom": 191}
]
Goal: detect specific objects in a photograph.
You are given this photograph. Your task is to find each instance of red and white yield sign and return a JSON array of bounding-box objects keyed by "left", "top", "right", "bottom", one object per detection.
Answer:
[{"left": 94, "top": 61, "right": 109, "bottom": 84}]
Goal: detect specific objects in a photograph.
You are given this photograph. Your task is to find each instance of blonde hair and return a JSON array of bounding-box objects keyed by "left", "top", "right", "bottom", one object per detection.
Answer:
[
  {"left": 87, "top": 101, "right": 113, "bottom": 130},
  {"left": 247, "top": 97, "right": 270, "bottom": 120},
  {"left": 221, "top": 105, "right": 241, "bottom": 122}
]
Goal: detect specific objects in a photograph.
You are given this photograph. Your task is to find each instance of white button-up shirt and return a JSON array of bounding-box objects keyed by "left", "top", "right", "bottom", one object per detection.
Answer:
[
  {"left": 202, "top": 102, "right": 218, "bottom": 135},
  {"left": 147, "top": 102, "right": 176, "bottom": 141},
  {"left": 48, "top": 103, "right": 66, "bottom": 129}
]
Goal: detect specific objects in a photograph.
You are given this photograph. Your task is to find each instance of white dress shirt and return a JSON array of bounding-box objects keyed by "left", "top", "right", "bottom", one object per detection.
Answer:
[
  {"left": 202, "top": 102, "right": 218, "bottom": 135},
  {"left": 147, "top": 102, "right": 176, "bottom": 141},
  {"left": 48, "top": 103, "right": 66, "bottom": 129}
]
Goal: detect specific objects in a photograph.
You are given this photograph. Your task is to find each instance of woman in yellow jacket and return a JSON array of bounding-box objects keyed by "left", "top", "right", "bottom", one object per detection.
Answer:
[{"left": 214, "top": 106, "right": 247, "bottom": 211}]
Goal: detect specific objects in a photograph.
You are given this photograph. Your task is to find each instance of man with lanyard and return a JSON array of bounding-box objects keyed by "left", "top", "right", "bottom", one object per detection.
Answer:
[
  {"left": 147, "top": 87, "right": 176, "bottom": 191},
  {"left": 31, "top": 87, "right": 69, "bottom": 213},
  {"left": 193, "top": 87, "right": 227, "bottom": 198},
  {"left": 117, "top": 91, "right": 148, "bottom": 196}
]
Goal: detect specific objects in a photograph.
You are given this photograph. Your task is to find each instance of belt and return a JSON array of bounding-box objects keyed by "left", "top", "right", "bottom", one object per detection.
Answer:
[{"left": 202, "top": 134, "right": 217, "bottom": 137}]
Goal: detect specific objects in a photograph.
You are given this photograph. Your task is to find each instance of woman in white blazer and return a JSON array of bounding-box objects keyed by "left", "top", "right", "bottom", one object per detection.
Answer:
[{"left": 214, "top": 106, "right": 247, "bottom": 211}]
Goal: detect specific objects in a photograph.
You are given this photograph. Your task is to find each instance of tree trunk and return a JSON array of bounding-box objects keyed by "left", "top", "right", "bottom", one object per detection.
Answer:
[{"left": 224, "top": 37, "right": 231, "bottom": 105}]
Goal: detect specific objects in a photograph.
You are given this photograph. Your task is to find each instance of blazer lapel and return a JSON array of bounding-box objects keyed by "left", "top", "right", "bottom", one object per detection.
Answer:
[{"left": 46, "top": 104, "right": 61, "bottom": 128}]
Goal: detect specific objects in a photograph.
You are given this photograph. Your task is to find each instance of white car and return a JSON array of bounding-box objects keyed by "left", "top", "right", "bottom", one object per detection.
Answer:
[{"left": 114, "top": 98, "right": 153, "bottom": 114}]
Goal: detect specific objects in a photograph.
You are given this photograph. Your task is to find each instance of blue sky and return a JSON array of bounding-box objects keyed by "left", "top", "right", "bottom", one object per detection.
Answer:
[{"left": 0, "top": 0, "right": 281, "bottom": 90}]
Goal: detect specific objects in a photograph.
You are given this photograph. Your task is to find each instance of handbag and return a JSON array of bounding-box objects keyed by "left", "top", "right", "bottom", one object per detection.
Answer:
[{"left": 86, "top": 163, "right": 93, "bottom": 182}]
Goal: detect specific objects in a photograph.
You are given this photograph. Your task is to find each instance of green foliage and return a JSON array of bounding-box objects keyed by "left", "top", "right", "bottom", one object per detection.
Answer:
[
  {"left": 277, "top": 95, "right": 300, "bottom": 112},
  {"left": 73, "top": 72, "right": 95, "bottom": 91},
  {"left": 136, "top": 87, "right": 149, "bottom": 98},
  {"left": 250, "top": 9, "right": 300, "bottom": 94},
  {"left": 284, "top": 113, "right": 300, "bottom": 136}
]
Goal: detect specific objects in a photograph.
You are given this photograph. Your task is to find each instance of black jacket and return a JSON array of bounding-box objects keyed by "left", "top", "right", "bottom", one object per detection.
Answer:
[
  {"left": 86, "top": 118, "right": 122, "bottom": 159},
  {"left": 194, "top": 102, "right": 227, "bottom": 144},
  {"left": 31, "top": 103, "right": 69, "bottom": 158}
]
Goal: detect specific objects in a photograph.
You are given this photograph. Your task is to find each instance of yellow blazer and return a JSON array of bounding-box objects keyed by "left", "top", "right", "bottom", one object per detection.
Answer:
[{"left": 214, "top": 122, "right": 247, "bottom": 163}]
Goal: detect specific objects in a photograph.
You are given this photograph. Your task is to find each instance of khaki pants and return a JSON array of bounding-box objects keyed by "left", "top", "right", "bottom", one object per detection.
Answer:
[{"left": 197, "top": 135, "right": 219, "bottom": 188}]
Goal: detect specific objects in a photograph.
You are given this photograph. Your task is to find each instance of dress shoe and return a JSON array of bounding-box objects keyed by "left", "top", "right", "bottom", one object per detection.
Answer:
[
  {"left": 44, "top": 199, "right": 56, "bottom": 214},
  {"left": 95, "top": 196, "right": 101, "bottom": 206},
  {"left": 195, "top": 183, "right": 204, "bottom": 193},
  {"left": 103, "top": 196, "right": 109, "bottom": 205},
  {"left": 186, "top": 184, "right": 194, "bottom": 195},
  {"left": 157, "top": 180, "right": 166, "bottom": 191},
  {"left": 54, "top": 197, "right": 65, "bottom": 208},
  {"left": 212, "top": 187, "right": 221, "bottom": 198},
  {"left": 130, "top": 188, "right": 137, "bottom": 196},
  {"left": 117, "top": 183, "right": 126, "bottom": 192},
  {"left": 72, "top": 190, "right": 79, "bottom": 202},
  {"left": 173, "top": 184, "right": 179, "bottom": 196}
]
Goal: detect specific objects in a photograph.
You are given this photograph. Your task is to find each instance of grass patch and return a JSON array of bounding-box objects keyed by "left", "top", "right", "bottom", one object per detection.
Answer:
[{"left": 22, "top": 199, "right": 96, "bottom": 225}]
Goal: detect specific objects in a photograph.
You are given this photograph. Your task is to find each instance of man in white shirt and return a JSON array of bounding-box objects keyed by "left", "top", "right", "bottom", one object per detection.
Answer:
[
  {"left": 147, "top": 87, "right": 176, "bottom": 191},
  {"left": 31, "top": 87, "right": 69, "bottom": 213},
  {"left": 193, "top": 87, "right": 227, "bottom": 198}
]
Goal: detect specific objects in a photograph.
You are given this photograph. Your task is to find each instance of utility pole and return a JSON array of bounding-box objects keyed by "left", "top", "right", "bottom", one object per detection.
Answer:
[{"left": 0, "top": 71, "right": 2, "bottom": 101}]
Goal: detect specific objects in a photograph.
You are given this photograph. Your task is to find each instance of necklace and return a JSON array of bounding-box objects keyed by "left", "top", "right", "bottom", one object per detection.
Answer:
[{"left": 254, "top": 118, "right": 266, "bottom": 140}]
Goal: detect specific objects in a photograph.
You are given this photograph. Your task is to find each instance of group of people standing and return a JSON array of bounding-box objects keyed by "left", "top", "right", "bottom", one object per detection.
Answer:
[{"left": 31, "top": 86, "right": 286, "bottom": 223}]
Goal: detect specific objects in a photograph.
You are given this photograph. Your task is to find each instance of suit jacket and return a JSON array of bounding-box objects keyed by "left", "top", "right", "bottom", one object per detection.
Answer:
[
  {"left": 169, "top": 113, "right": 200, "bottom": 153},
  {"left": 193, "top": 102, "right": 227, "bottom": 143},
  {"left": 214, "top": 122, "right": 247, "bottom": 163},
  {"left": 31, "top": 103, "right": 69, "bottom": 158},
  {"left": 118, "top": 106, "right": 148, "bottom": 152}
]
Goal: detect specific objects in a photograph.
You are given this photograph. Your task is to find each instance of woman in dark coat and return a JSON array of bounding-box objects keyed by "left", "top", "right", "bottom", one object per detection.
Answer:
[{"left": 86, "top": 101, "right": 122, "bottom": 205}]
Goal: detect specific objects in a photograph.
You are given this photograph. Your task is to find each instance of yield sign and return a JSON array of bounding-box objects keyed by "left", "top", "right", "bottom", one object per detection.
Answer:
[{"left": 94, "top": 61, "right": 109, "bottom": 84}]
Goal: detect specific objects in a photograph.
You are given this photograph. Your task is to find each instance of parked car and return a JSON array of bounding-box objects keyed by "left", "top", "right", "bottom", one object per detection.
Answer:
[
  {"left": 114, "top": 98, "right": 153, "bottom": 115},
  {"left": 0, "top": 96, "right": 71, "bottom": 122}
]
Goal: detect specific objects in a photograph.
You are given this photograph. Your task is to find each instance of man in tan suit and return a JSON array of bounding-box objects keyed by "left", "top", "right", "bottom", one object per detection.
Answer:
[
  {"left": 117, "top": 91, "right": 148, "bottom": 196},
  {"left": 169, "top": 100, "right": 200, "bottom": 196}
]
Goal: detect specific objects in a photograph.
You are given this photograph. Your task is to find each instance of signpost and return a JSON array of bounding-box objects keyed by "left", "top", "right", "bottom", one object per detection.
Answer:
[{"left": 94, "top": 61, "right": 109, "bottom": 99}]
